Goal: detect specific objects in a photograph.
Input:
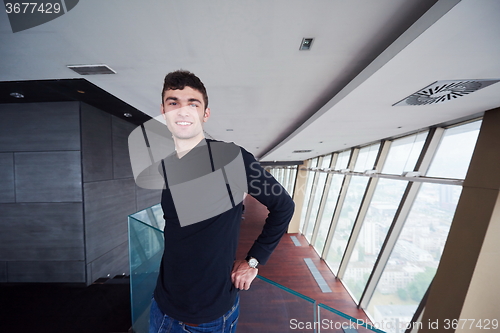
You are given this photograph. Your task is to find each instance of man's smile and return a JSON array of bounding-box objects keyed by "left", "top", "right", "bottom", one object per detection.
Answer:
[{"left": 176, "top": 121, "right": 193, "bottom": 126}]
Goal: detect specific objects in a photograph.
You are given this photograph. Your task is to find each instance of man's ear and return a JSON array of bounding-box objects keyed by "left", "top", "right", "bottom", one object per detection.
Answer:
[
  {"left": 203, "top": 107, "right": 211, "bottom": 122},
  {"left": 160, "top": 103, "right": 167, "bottom": 120}
]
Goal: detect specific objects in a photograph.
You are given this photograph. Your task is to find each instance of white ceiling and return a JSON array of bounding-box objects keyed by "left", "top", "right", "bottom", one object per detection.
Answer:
[{"left": 1, "top": 0, "right": 499, "bottom": 161}]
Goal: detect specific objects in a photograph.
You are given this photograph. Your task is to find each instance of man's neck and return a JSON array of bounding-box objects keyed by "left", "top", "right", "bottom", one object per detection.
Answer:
[{"left": 174, "top": 135, "right": 205, "bottom": 158}]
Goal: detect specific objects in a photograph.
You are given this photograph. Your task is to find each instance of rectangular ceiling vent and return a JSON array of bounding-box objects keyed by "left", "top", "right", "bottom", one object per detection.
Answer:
[
  {"left": 67, "top": 64, "right": 116, "bottom": 75},
  {"left": 293, "top": 149, "right": 312, "bottom": 153},
  {"left": 394, "top": 79, "right": 500, "bottom": 106}
]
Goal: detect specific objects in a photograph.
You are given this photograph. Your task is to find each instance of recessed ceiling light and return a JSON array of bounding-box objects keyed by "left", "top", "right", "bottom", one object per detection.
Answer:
[
  {"left": 299, "top": 38, "right": 314, "bottom": 50},
  {"left": 394, "top": 79, "right": 500, "bottom": 106},
  {"left": 67, "top": 64, "right": 116, "bottom": 75},
  {"left": 77, "top": 90, "right": 85, "bottom": 94},
  {"left": 292, "top": 149, "right": 312, "bottom": 153},
  {"left": 10, "top": 92, "right": 24, "bottom": 98},
  {"left": 123, "top": 113, "right": 132, "bottom": 118},
  {"left": 226, "top": 129, "right": 233, "bottom": 131}
]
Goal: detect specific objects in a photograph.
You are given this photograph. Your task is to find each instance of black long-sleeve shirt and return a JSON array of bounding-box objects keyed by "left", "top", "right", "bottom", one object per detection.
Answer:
[{"left": 153, "top": 139, "right": 294, "bottom": 324}]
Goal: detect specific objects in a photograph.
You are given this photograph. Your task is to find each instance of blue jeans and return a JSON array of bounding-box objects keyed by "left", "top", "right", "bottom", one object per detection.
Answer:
[{"left": 149, "top": 295, "right": 239, "bottom": 333}]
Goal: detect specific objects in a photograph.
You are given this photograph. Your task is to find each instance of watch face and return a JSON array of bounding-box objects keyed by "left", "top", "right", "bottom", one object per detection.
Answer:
[{"left": 248, "top": 258, "right": 258, "bottom": 268}]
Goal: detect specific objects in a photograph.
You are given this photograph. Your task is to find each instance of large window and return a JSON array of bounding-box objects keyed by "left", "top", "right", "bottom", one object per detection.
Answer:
[
  {"left": 287, "top": 167, "right": 298, "bottom": 196},
  {"left": 382, "top": 132, "right": 428, "bottom": 175},
  {"left": 343, "top": 178, "right": 408, "bottom": 301},
  {"left": 354, "top": 143, "right": 380, "bottom": 172},
  {"left": 342, "top": 132, "right": 429, "bottom": 300},
  {"left": 313, "top": 173, "right": 344, "bottom": 253},
  {"left": 426, "top": 120, "right": 481, "bottom": 179},
  {"left": 325, "top": 175, "right": 370, "bottom": 275},
  {"left": 295, "top": 119, "right": 482, "bottom": 331},
  {"left": 268, "top": 166, "right": 297, "bottom": 197},
  {"left": 336, "top": 150, "right": 351, "bottom": 170},
  {"left": 365, "top": 120, "right": 481, "bottom": 331},
  {"left": 324, "top": 143, "right": 379, "bottom": 275},
  {"left": 367, "top": 183, "right": 462, "bottom": 331}
]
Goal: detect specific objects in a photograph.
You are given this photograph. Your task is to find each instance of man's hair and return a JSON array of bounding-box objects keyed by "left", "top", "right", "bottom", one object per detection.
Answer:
[{"left": 162, "top": 70, "right": 208, "bottom": 109}]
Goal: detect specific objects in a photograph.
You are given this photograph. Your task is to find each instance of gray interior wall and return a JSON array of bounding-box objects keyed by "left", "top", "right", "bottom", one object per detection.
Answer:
[
  {"left": 81, "top": 103, "right": 160, "bottom": 284},
  {"left": 0, "top": 101, "right": 160, "bottom": 284},
  {"left": 0, "top": 102, "right": 85, "bottom": 283}
]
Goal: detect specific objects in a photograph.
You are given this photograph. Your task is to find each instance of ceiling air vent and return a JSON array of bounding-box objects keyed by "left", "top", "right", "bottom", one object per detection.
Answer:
[
  {"left": 293, "top": 149, "right": 312, "bottom": 153},
  {"left": 67, "top": 64, "right": 116, "bottom": 75},
  {"left": 394, "top": 79, "right": 500, "bottom": 106}
]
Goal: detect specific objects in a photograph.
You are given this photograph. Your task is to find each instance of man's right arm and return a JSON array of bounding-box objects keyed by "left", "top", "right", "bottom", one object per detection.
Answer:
[{"left": 241, "top": 148, "right": 295, "bottom": 266}]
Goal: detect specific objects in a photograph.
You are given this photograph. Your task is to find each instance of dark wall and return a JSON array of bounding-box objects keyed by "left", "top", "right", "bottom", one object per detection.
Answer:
[
  {"left": 0, "top": 102, "right": 84, "bottom": 283},
  {"left": 0, "top": 102, "right": 160, "bottom": 284},
  {"left": 80, "top": 103, "right": 161, "bottom": 283}
]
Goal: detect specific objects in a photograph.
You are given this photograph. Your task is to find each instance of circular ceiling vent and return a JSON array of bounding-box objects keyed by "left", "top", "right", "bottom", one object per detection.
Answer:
[{"left": 394, "top": 79, "right": 500, "bottom": 106}]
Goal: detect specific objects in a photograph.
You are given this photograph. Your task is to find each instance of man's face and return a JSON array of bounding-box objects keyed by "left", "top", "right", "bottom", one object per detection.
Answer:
[{"left": 161, "top": 86, "right": 210, "bottom": 142}]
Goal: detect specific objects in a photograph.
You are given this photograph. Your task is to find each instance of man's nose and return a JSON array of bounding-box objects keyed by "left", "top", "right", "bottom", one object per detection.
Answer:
[{"left": 176, "top": 105, "right": 191, "bottom": 116}]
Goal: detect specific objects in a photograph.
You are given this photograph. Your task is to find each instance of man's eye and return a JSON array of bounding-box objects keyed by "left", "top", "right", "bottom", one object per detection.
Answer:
[
  {"left": 190, "top": 103, "right": 198, "bottom": 107},
  {"left": 169, "top": 102, "right": 177, "bottom": 105}
]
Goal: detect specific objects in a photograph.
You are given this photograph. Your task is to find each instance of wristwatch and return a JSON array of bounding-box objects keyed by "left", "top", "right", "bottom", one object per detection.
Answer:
[{"left": 246, "top": 256, "right": 259, "bottom": 268}]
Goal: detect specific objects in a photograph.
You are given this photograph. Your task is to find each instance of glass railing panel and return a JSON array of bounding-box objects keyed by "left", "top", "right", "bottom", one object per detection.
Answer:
[
  {"left": 129, "top": 203, "right": 164, "bottom": 231},
  {"left": 128, "top": 215, "right": 164, "bottom": 333},
  {"left": 239, "top": 276, "right": 316, "bottom": 332},
  {"left": 318, "top": 303, "right": 386, "bottom": 333}
]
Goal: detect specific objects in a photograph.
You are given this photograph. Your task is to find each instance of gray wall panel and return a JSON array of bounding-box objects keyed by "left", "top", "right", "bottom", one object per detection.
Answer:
[
  {"left": 0, "top": 102, "right": 80, "bottom": 152},
  {"left": 15, "top": 151, "right": 82, "bottom": 202},
  {"left": 0, "top": 153, "right": 15, "bottom": 203},
  {"left": 112, "top": 116, "right": 135, "bottom": 179},
  {"left": 136, "top": 185, "right": 161, "bottom": 211},
  {"left": 81, "top": 103, "right": 113, "bottom": 182},
  {"left": 7, "top": 261, "right": 85, "bottom": 283},
  {"left": 0, "top": 261, "right": 6, "bottom": 282},
  {"left": 0, "top": 203, "right": 84, "bottom": 261},
  {"left": 0, "top": 101, "right": 153, "bottom": 283},
  {"left": 84, "top": 178, "right": 137, "bottom": 262},
  {"left": 88, "top": 241, "right": 129, "bottom": 283}
]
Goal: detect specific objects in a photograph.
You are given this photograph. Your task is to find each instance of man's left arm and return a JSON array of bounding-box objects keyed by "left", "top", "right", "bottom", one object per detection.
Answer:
[{"left": 231, "top": 148, "right": 295, "bottom": 290}]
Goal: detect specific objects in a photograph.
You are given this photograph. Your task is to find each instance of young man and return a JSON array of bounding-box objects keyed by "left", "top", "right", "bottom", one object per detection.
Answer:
[{"left": 150, "top": 70, "right": 294, "bottom": 333}]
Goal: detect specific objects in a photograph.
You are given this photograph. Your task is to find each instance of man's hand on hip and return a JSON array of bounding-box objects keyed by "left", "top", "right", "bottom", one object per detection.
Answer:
[{"left": 231, "top": 259, "right": 258, "bottom": 290}]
